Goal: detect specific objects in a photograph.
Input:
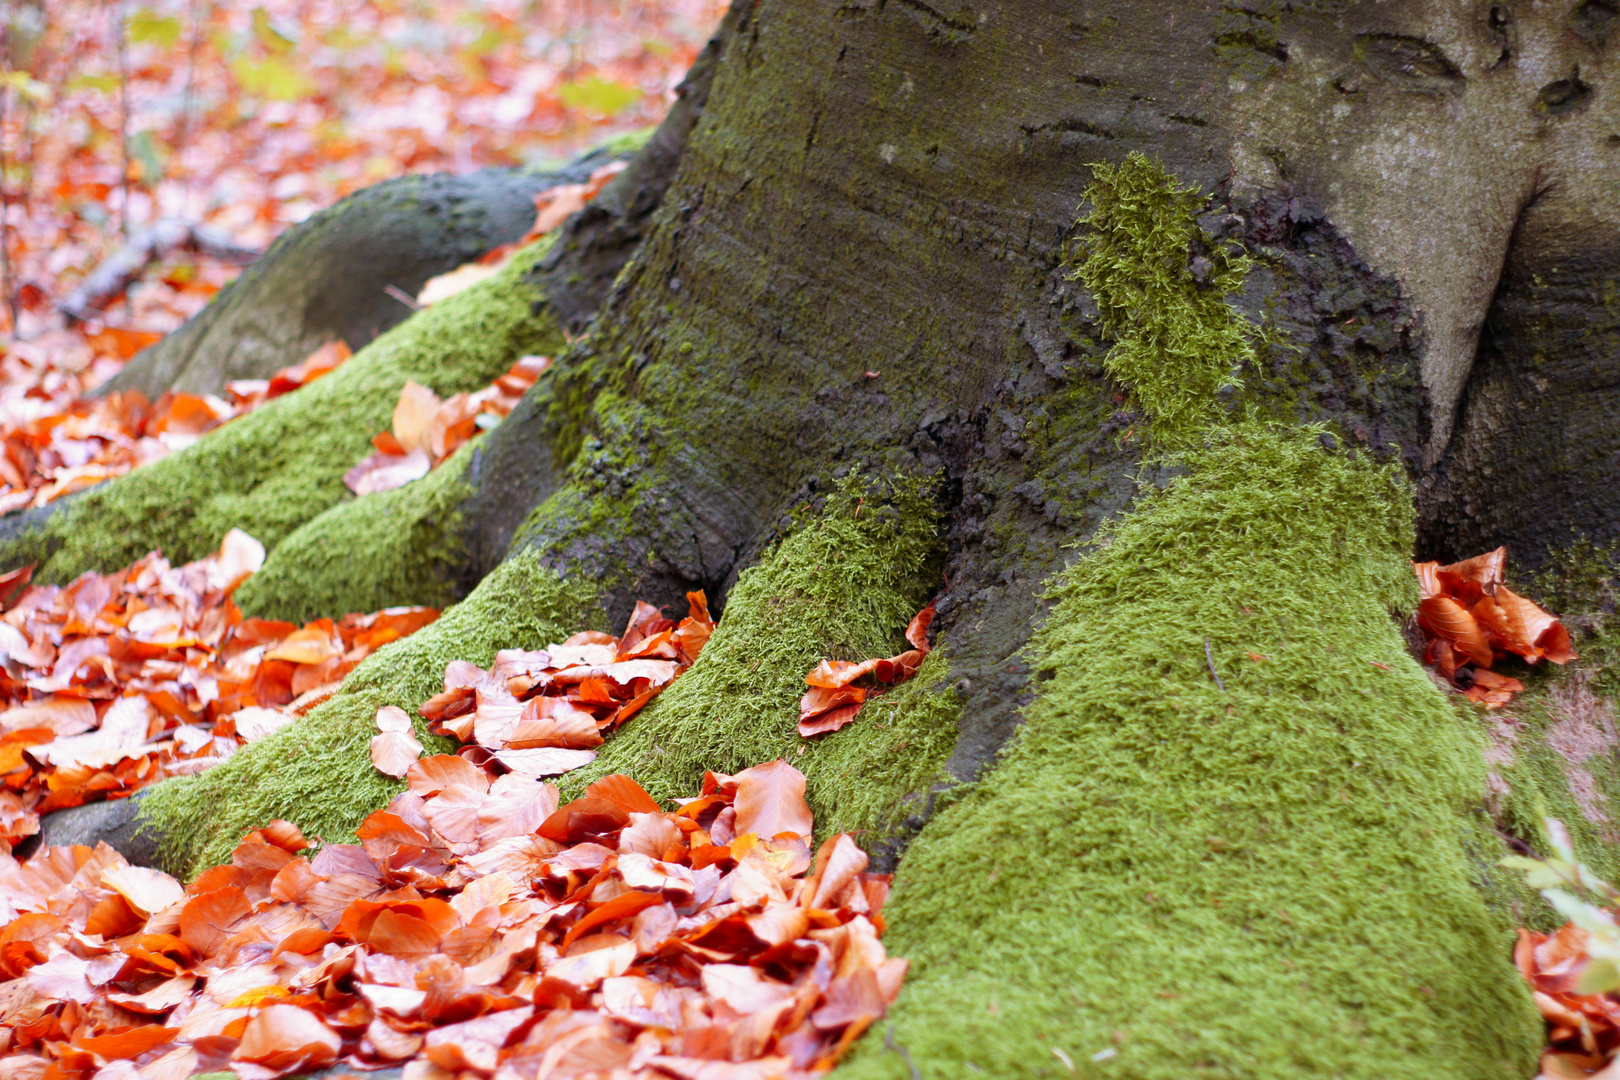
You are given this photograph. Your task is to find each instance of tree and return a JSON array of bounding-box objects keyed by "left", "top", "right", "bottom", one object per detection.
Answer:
[{"left": 9, "top": 2, "right": 1620, "bottom": 1075}]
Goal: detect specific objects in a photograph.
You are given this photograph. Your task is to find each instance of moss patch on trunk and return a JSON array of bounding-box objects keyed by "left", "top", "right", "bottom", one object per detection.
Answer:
[
  {"left": 563, "top": 475, "right": 960, "bottom": 851},
  {"left": 141, "top": 550, "right": 604, "bottom": 878},
  {"left": 0, "top": 237, "right": 563, "bottom": 582},
  {"left": 841, "top": 425, "right": 1542, "bottom": 1080}
]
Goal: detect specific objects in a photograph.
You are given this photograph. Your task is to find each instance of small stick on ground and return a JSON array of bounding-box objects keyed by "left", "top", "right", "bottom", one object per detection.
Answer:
[
  {"left": 1205, "top": 635, "right": 1226, "bottom": 693},
  {"left": 886, "top": 1025, "right": 921, "bottom": 1080}
]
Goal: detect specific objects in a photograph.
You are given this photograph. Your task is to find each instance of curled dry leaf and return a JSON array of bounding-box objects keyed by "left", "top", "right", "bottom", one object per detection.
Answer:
[
  {"left": 344, "top": 356, "right": 551, "bottom": 496},
  {"left": 799, "top": 600, "right": 936, "bottom": 736},
  {"left": 1413, "top": 549, "right": 1574, "bottom": 709}
]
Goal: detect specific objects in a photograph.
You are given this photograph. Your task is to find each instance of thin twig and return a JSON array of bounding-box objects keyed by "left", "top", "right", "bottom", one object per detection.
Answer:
[
  {"left": 177, "top": 0, "right": 204, "bottom": 217},
  {"left": 885, "top": 1025, "right": 920, "bottom": 1080},
  {"left": 0, "top": 80, "right": 14, "bottom": 339},
  {"left": 115, "top": 0, "right": 131, "bottom": 238},
  {"left": 384, "top": 284, "right": 422, "bottom": 311},
  {"left": 1204, "top": 636, "right": 1226, "bottom": 693}
]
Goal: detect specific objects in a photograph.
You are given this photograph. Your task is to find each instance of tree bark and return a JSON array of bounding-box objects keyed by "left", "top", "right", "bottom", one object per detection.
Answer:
[{"left": 17, "top": 1, "right": 1620, "bottom": 1075}]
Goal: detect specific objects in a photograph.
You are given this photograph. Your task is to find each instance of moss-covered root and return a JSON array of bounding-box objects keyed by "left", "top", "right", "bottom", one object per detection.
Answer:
[
  {"left": 841, "top": 426, "right": 1542, "bottom": 1080},
  {"left": 563, "top": 476, "right": 960, "bottom": 850},
  {"left": 233, "top": 437, "right": 480, "bottom": 622},
  {"left": 0, "top": 237, "right": 563, "bottom": 583},
  {"left": 141, "top": 552, "right": 603, "bottom": 879}
]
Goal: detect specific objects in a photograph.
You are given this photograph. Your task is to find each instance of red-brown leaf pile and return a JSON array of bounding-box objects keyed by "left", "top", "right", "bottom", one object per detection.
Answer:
[
  {"left": 0, "top": 530, "right": 438, "bottom": 848},
  {"left": 343, "top": 357, "right": 551, "bottom": 497},
  {"left": 5, "top": 0, "right": 727, "bottom": 407},
  {"left": 1516, "top": 925, "right": 1620, "bottom": 1078},
  {"left": 1414, "top": 547, "right": 1576, "bottom": 708},
  {"left": 0, "top": 757, "right": 904, "bottom": 1080},
  {"left": 798, "top": 603, "right": 935, "bottom": 737},
  {"left": 403, "top": 595, "right": 716, "bottom": 783},
  {"left": 0, "top": 342, "right": 349, "bottom": 515}
]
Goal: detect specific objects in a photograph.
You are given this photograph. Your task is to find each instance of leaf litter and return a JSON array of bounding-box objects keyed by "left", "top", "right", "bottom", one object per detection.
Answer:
[
  {"left": 1413, "top": 547, "right": 1575, "bottom": 708},
  {"left": 797, "top": 602, "right": 934, "bottom": 737},
  {"left": 343, "top": 356, "right": 552, "bottom": 498},
  {"left": 0, "top": 341, "right": 348, "bottom": 515},
  {"left": 0, "top": 589, "right": 905, "bottom": 1080},
  {"left": 0, "top": 529, "right": 439, "bottom": 849}
]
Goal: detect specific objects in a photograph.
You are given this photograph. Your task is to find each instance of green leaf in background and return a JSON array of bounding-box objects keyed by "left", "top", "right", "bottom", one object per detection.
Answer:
[
  {"left": 128, "top": 10, "right": 182, "bottom": 48},
  {"left": 231, "top": 55, "right": 314, "bottom": 101},
  {"left": 66, "top": 73, "right": 121, "bottom": 95},
  {"left": 556, "top": 76, "right": 640, "bottom": 117},
  {"left": 1, "top": 69, "right": 51, "bottom": 102},
  {"left": 129, "top": 130, "right": 167, "bottom": 185},
  {"left": 251, "top": 7, "right": 297, "bottom": 54}
]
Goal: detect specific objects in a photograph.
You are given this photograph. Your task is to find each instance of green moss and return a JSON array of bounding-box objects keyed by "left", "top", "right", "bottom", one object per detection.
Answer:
[
  {"left": 841, "top": 154, "right": 1540, "bottom": 1077},
  {"left": 563, "top": 475, "right": 959, "bottom": 849},
  {"left": 141, "top": 549, "right": 604, "bottom": 879},
  {"left": 842, "top": 425, "right": 1541, "bottom": 1080},
  {"left": 1067, "top": 152, "right": 1255, "bottom": 442},
  {"left": 0, "top": 238, "right": 564, "bottom": 581},
  {"left": 234, "top": 436, "right": 480, "bottom": 622}
]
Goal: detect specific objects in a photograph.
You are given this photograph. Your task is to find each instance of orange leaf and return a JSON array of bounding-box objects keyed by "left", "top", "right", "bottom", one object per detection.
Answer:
[
  {"left": 1436, "top": 546, "right": 1507, "bottom": 604},
  {"left": 71, "top": 1025, "right": 179, "bottom": 1060},
  {"left": 732, "top": 760, "right": 813, "bottom": 842},
  {"left": 560, "top": 889, "right": 664, "bottom": 951},
  {"left": 231, "top": 1004, "right": 341, "bottom": 1073},
  {"left": 178, "top": 885, "right": 252, "bottom": 957},
  {"left": 1415, "top": 596, "right": 1494, "bottom": 667},
  {"left": 905, "top": 602, "right": 936, "bottom": 652},
  {"left": 392, "top": 381, "right": 442, "bottom": 455},
  {"left": 586, "top": 774, "right": 662, "bottom": 815}
]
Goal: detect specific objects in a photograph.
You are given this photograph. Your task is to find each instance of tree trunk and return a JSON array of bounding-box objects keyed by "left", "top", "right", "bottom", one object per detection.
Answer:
[{"left": 16, "top": 1, "right": 1620, "bottom": 1075}]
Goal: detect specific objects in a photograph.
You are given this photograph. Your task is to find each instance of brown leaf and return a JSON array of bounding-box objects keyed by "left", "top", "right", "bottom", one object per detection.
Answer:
[
  {"left": 1436, "top": 546, "right": 1507, "bottom": 604},
  {"left": 391, "top": 380, "right": 443, "bottom": 456},
  {"left": 343, "top": 447, "right": 431, "bottom": 496},
  {"left": 101, "top": 864, "right": 185, "bottom": 916},
  {"left": 732, "top": 760, "right": 813, "bottom": 842},
  {"left": 494, "top": 746, "right": 598, "bottom": 778},
  {"left": 1416, "top": 596, "right": 1495, "bottom": 667},
  {"left": 231, "top": 1004, "right": 341, "bottom": 1073},
  {"left": 587, "top": 773, "right": 662, "bottom": 815},
  {"left": 798, "top": 685, "right": 866, "bottom": 737},
  {"left": 370, "top": 728, "right": 424, "bottom": 778},
  {"left": 407, "top": 754, "right": 489, "bottom": 797}
]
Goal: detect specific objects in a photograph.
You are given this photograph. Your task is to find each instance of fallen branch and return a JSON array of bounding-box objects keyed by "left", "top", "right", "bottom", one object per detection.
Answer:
[{"left": 58, "top": 219, "right": 259, "bottom": 323}]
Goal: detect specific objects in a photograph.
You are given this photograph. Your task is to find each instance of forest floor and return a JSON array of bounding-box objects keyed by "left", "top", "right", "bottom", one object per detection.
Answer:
[{"left": 0, "top": 0, "right": 725, "bottom": 423}]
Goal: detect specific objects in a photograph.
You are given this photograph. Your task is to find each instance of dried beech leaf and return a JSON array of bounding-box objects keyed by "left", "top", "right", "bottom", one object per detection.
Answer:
[
  {"left": 1416, "top": 596, "right": 1494, "bottom": 667},
  {"left": 732, "top": 760, "right": 813, "bottom": 842},
  {"left": 371, "top": 728, "right": 425, "bottom": 779}
]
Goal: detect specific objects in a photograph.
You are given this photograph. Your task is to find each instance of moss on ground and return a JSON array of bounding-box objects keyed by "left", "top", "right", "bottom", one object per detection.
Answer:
[
  {"left": 234, "top": 437, "right": 480, "bottom": 622},
  {"left": 142, "top": 550, "right": 604, "bottom": 878},
  {"left": 0, "top": 237, "right": 563, "bottom": 582},
  {"left": 841, "top": 426, "right": 1541, "bottom": 1080},
  {"left": 563, "top": 475, "right": 959, "bottom": 849}
]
